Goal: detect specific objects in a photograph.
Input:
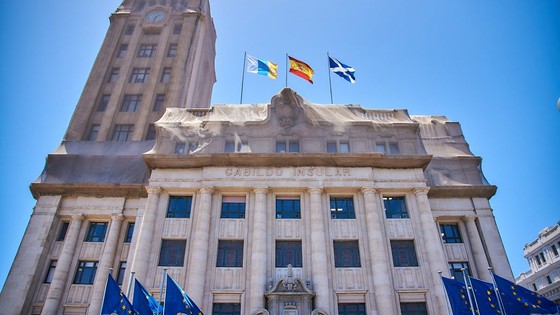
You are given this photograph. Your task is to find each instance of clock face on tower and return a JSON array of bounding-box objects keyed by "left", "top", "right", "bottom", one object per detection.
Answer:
[{"left": 145, "top": 10, "right": 167, "bottom": 23}]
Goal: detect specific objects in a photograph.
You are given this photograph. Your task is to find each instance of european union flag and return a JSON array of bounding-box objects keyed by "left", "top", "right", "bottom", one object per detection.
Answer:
[
  {"left": 493, "top": 273, "right": 559, "bottom": 314},
  {"left": 101, "top": 274, "right": 139, "bottom": 315},
  {"left": 441, "top": 276, "right": 475, "bottom": 315},
  {"left": 469, "top": 277, "right": 502, "bottom": 314},
  {"left": 133, "top": 279, "right": 163, "bottom": 315},
  {"left": 164, "top": 275, "right": 204, "bottom": 315},
  {"left": 329, "top": 56, "right": 356, "bottom": 83}
]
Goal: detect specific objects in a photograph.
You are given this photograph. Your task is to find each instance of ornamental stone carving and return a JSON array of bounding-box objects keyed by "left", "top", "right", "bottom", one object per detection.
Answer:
[{"left": 271, "top": 88, "right": 304, "bottom": 130}]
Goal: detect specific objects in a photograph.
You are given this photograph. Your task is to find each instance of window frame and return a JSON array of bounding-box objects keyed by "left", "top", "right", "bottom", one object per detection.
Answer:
[
  {"left": 145, "top": 124, "right": 156, "bottom": 140},
  {"left": 333, "top": 240, "right": 361, "bottom": 268},
  {"left": 166, "top": 196, "right": 193, "bottom": 218},
  {"left": 276, "top": 196, "right": 301, "bottom": 219},
  {"left": 338, "top": 303, "right": 366, "bottom": 315},
  {"left": 383, "top": 196, "right": 409, "bottom": 219},
  {"left": 400, "top": 302, "right": 428, "bottom": 315},
  {"left": 217, "top": 240, "right": 244, "bottom": 267},
  {"left": 97, "top": 94, "right": 110, "bottom": 112},
  {"left": 85, "top": 222, "right": 108, "bottom": 243},
  {"left": 130, "top": 67, "right": 150, "bottom": 83},
  {"left": 124, "top": 222, "right": 135, "bottom": 243},
  {"left": 276, "top": 140, "right": 300, "bottom": 153},
  {"left": 44, "top": 260, "right": 57, "bottom": 283},
  {"left": 327, "top": 140, "right": 350, "bottom": 153},
  {"left": 158, "top": 239, "right": 186, "bottom": 267},
  {"left": 121, "top": 94, "right": 142, "bottom": 112},
  {"left": 56, "top": 221, "right": 69, "bottom": 241},
  {"left": 275, "top": 240, "right": 303, "bottom": 268},
  {"left": 153, "top": 94, "right": 165, "bottom": 112},
  {"left": 224, "top": 140, "right": 249, "bottom": 153},
  {"left": 173, "top": 23, "right": 183, "bottom": 35},
  {"left": 212, "top": 303, "right": 241, "bottom": 315},
  {"left": 112, "top": 124, "right": 134, "bottom": 142},
  {"left": 137, "top": 44, "right": 157, "bottom": 58},
  {"left": 376, "top": 140, "right": 400, "bottom": 154},
  {"left": 390, "top": 240, "right": 419, "bottom": 267},
  {"left": 448, "top": 261, "right": 470, "bottom": 282},
  {"left": 108, "top": 67, "right": 119, "bottom": 83},
  {"left": 330, "top": 196, "right": 355, "bottom": 219},
  {"left": 220, "top": 196, "right": 246, "bottom": 219},
  {"left": 116, "top": 262, "right": 127, "bottom": 285},
  {"left": 167, "top": 43, "right": 178, "bottom": 57},
  {"left": 73, "top": 261, "right": 98, "bottom": 285},
  {"left": 161, "top": 67, "right": 172, "bottom": 83},
  {"left": 440, "top": 223, "right": 463, "bottom": 244},
  {"left": 117, "top": 44, "right": 128, "bottom": 58}
]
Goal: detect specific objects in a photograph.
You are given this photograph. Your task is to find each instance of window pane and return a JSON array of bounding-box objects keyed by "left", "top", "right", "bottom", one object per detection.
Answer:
[
  {"left": 98, "top": 94, "right": 110, "bottom": 112},
  {"left": 87, "top": 125, "right": 100, "bottom": 141},
  {"left": 57, "top": 222, "right": 69, "bottom": 241},
  {"left": 339, "top": 142, "right": 350, "bottom": 153},
  {"left": 85, "top": 222, "right": 108, "bottom": 242},
  {"left": 334, "top": 241, "right": 361, "bottom": 267},
  {"left": 153, "top": 94, "right": 165, "bottom": 112},
  {"left": 391, "top": 240, "right": 418, "bottom": 267},
  {"left": 117, "top": 262, "right": 127, "bottom": 285},
  {"left": 330, "top": 197, "right": 355, "bottom": 219},
  {"left": 173, "top": 23, "right": 182, "bottom": 35},
  {"left": 221, "top": 197, "right": 246, "bottom": 218},
  {"left": 276, "top": 197, "right": 301, "bottom": 219},
  {"left": 448, "top": 262, "right": 470, "bottom": 282},
  {"left": 225, "top": 141, "right": 235, "bottom": 153},
  {"left": 124, "top": 222, "right": 134, "bottom": 243},
  {"left": 167, "top": 44, "right": 177, "bottom": 57},
  {"left": 276, "top": 141, "right": 286, "bottom": 153},
  {"left": 376, "top": 143, "right": 386, "bottom": 153},
  {"left": 159, "top": 240, "right": 186, "bottom": 267},
  {"left": 44, "top": 260, "right": 57, "bottom": 283},
  {"left": 275, "top": 240, "right": 302, "bottom": 268},
  {"left": 289, "top": 141, "right": 300, "bottom": 152},
  {"left": 74, "top": 261, "right": 98, "bottom": 284},
  {"left": 146, "top": 124, "right": 156, "bottom": 140},
  {"left": 167, "top": 196, "right": 192, "bottom": 218},
  {"left": 384, "top": 196, "right": 408, "bottom": 219},
  {"left": 217, "top": 240, "right": 244, "bottom": 267},
  {"left": 338, "top": 303, "right": 366, "bottom": 315},
  {"left": 212, "top": 303, "right": 241, "bottom": 315},
  {"left": 327, "top": 141, "right": 337, "bottom": 153},
  {"left": 389, "top": 142, "right": 400, "bottom": 154},
  {"left": 112, "top": 124, "right": 134, "bottom": 141},
  {"left": 440, "top": 224, "right": 462, "bottom": 243},
  {"left": 401, "top": 302, "right": 428, "bottom": 315}
]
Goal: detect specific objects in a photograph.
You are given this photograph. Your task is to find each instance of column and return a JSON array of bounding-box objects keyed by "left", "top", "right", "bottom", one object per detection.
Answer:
[
  {"left": 248, "top": 187, "right": 268, "bottom": 313},
  {"left": 463, "top": 216, "right": 490, "bottom": 281},
  {"left": 413, "top": 188, "right": 448, "bottom": 315},
  {"left": 362, "top": 188, "right": 398, "bottom": 315},
  {"left": 308, "top": 187, "right": 331, "bottom": 311},
  {"left": 475, "top": 207, "right": 514, "bottom": 280},
  {"left": 88, "top": 214, "right": 124, "bottom": 315},
  {"left": 130, "top": 187, "right": 161, "bottom": 283},
  {"left": 41, "top": 214, "right": 84, "bottom": 315},
  {"left": 185, "top": 187, "right": 213, "bottom": 305}
]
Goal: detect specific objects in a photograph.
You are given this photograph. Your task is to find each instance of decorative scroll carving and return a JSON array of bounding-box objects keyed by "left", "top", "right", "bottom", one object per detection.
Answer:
[{"left": 271, "top": 88, "right": 304, "bottom": 130}]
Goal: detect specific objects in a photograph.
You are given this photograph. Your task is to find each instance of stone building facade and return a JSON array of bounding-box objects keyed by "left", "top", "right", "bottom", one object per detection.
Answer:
[
  {"left": 0, "top": 0, "right": 514, "bottom": 314},
  {"left": 516, "top": 222, "right": 560, "bottom": 306}
]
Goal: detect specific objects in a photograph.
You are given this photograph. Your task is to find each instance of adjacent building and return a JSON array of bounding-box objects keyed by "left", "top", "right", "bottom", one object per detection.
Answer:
[
  {"left": 0, "top": 0, "right": 514, "bottom": 314},
  {"left": 516, "top": 222, "right": 560, "bottom": 306}
]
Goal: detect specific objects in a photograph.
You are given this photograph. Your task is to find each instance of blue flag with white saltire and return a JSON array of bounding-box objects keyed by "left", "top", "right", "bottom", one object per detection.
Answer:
[
  {"left": 164, "top": 275, "right": 204, "bottom": 315},
  {"left": 329, "top": 56, "right": 356, "bottom": 83},
  {"left": 441, "top": 276, "right": 475, "bottom": 315},
  {"left": 469, "top": 277, "right": 502, "bottom": 314},
  {"left": 133, "top": 279, "right": 163, "bottom": 315},
  {"left": 492, "top": 273, "right": 559, "bottom": 314},
  {"left": 101, "top": 274, "right": 139, "bottom": 315}
]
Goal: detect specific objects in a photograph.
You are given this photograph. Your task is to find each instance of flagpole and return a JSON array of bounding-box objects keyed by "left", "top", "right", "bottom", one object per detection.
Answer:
[
  {"left": 438, "top": 271, "right": 453, "bottom": 315},
  {"left": 126, "top": 271, "right": 135, "bottom": 297},
  {"left": 488, "top": 267, "right": 507, "bottom": 315},
  {"left": 285, "top": 53, "right": 289, "bottom": 87},
  {"left": 240, "top": 52, "right": 247, "bottom": 104},
  {"left": 327, "top": 52, "right": 333, "bottom": 104},
  {"left": 159, "top": 268, "right": 167, "bottom": 315},
  {"left": 462, "top": 268, "right": 477, "bottom": 315},
  {"left": 99, "top": 269, "right": 113, "bottom": 315}
]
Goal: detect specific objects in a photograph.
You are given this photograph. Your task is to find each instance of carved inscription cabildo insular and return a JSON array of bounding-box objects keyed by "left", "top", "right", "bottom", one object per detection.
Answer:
[{"left": 225, "top": 167, "right": 351, "bottom": 177}]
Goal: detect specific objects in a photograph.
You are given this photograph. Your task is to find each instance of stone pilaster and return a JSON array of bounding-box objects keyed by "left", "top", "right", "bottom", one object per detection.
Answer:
[
  {"left": 185, "top": 187, "right": 214, "bottom": 306},
  {"left": 130, "top": 187, "right": 161, "bottom": 283},
  {"left": 88, "top": 214, "right": 124, "bottom": 315},
  {"left": 475, "top": 207, "right": 514, "bottom": 280},
  {"left": 362, "top": 188, "right": 398, "bottom": 315},
  {"left": 463, "top": 216, "right": 490, "bottom": 281},
  {"left": 248, "top": 187, "right": 268, "bottom": 313},
  {"left": 413, "top": 188, "right": 448, "bottom": 315},
  {"left": 41, "top": 214, "right": 84, "bottom": 315},
  {"left": 308, "top": 187, "right": 331, "bottom": 311}
]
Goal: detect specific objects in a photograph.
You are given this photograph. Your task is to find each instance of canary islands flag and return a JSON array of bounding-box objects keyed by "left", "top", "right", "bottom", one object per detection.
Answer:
[
  {"left": 288, "top": 56, "right": 314, "bottom": 84},
  {"left": 246, "top": 54, "right": 278, "bottom": 79}
]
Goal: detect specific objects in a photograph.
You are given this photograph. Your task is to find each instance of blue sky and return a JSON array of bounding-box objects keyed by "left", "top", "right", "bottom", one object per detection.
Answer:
[{"left": 0, "top": 0, "right": 558, "bottom": 290}]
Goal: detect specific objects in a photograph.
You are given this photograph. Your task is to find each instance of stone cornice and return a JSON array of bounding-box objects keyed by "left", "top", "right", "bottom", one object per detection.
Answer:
[
  {"left": 427, "top": 185, "right": 497, "bottom": 199},
  {"left": 143, "top": 153, "right": 433, "bottom": 170},
  {"left": 29, "top": 183, "right": 148, "bottom": 200}
]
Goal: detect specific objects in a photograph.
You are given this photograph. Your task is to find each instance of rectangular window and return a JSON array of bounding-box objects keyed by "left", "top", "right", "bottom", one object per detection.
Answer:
[
  {"left": 330, "top": 197, "right": 355, "bottom": 219},
  {"left": 546, "top": 275, "right": 552, "bottom": 284},
  {"left": 57, "top": 222, "right": 69, "bottom": 241},
  {"left": 167, "top": 43, "right": 177, "bottom": 57},
  {"left": 440, "top": 224, "right": 463, "bottom": 243},
  {"left": 173, "top": 23, "right": 183, "bottom": 35},
  {"left": 130, "top": 68, "right": 150, "bottom": 83},
  {"left": 85, "top": 222, "right": 108, "bottom": 242},
  {"left": 117, "top": 262, "right": 127, "bottom": 285},
  {"left": 188, "top": 142, "right": 199, "bottom": 153},
  {"left": 376, "top": 141, "right": 400, "bottom": 154},
  {"left": 121, "top": 94, "right": 142, "bottom": 112},
  {"left": 145, "top": 124, "right": 156, "bottom": 140},
  {"left": 125, "top": 24, "right": 134, "bottom": 35},
  {"left": 276, "top": 197, "right": 301, "bottom": 219},
  {"left": 153, "top": 94, "right": 165, "bottom": 111},
  {"left": 212, "top": 303, "right": 241, "bottom": 315},
  {"left": 108, "top": 67, "right": 119, "bottom": 83},
  {"left": 158, "top": 240, "right": 186, "bottom": 267},
  {"left": 327, "top": 141, "right": 337, "bottom": 153},
  {"left": 224, "top": 140, "right": 248, "bottom": 153},
  {"left": 124, "top": 222, "right": 134, "bottom": 243},
  {"left": 401, "top": 302, "right": 428, "bottom": 315},
  {"left": 98, "top": 94, "right": 110, "bottom": 112},
  {"left": 138, "top": 44, "right": 157, "bottom": 57},
  {"left": 338, "top": 303, "right": 366, "bottom": 315},
  {"left": 327, "top": 141, "right": 350, "bottom": 153},
  {"left": 334, "top": 240, "right": 361, "bottom": 267},
  {"left": 118, "top": 44, "right": 128, "bottom": 58},
  {"left": 112, "top": 124, "right": 134, "bottom": 141},
  {"left": 167, "top": 196, "right": 192, "bottom": 218},
  {"left": 175, "top": 142, "right": 186, "bottom": 154},
  {"left": 276, "top": 140, "right": 299, "bottom": 153},
  {"left": 532, "top": 283, "right": 538, "bottom": 291},
  {"left": 552, "top": 244, "right": 559, "bottom": 256},
  {"left": 391, "top": 240, "right": 419, "bottom": 267},
  {"left": 161, "top": 67, "right": 172, "bottom": 83},
  {"left": 217, "top": 240, "right": 244, "bottom": 267},
  {"left": 536, "top": 255, "right": 542, "bottom": 266},
  {"left": 540, "top": 252, "right": 547, "bottom": 263},
  {"left": 384, "top": 196, "right": 409, "bottom": 219},
  {"left": 44, "top": 260, "right": 57, "bottom": 283},
  {"left": 73, "top": 261, "right": 98, "bottom": 285},
  {"left": 221, "top": 196, "right": 246, "bottom": 219},
  {"left": 448, "top": 262, "right": 470, "bottom": 282},
  {"left": 275, "top": 240, "right": 302, "bottom": 268},
  {"left": 87, "top": 124, "right": 100, "bottom": 141}
]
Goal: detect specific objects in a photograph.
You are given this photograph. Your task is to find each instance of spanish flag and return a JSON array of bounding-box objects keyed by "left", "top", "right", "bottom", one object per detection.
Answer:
[{"left": 288, "top": 56, "right": 314, "bottom": 84}]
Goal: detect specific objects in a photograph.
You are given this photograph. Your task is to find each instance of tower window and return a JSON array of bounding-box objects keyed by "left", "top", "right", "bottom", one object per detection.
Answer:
[
  {"left": 330, "top": 197, "right": 355, "bottom": 219},
  {"left": 44, "top": 260, "right": 57, "bottom": 283},
  {"left": 173, "top": 23, "right": 183, "bottom": 35},
  {"left": 334, "top": 240, "right": 361, "bottom": 267},
  {"left": 217, "top": 240, "right": 244, "bottom": 267},
  {"left": 85, "top": 222, "right": 108, "bottom": 242},
  {"left": 145, "top": 124, "right": 156, "bottom": 140},
  {"left": 158, "top": 240, "right": 186, "bottom": 267},
  {"left": 153, "top": 94, "right": 165, "bottom": 111},
  {"left": 97, "top": 94, "right": 110, "bottom": 112},
  {"left": 167, "top": 44, "right": 177, "bottom": 57},
  {"left": 108, "top": 67, "right": 120, "bottom": 83},
  {"left": 73, "top": 261, "right": 98, "bottom": 285},
  {"left": 130, "top": 68, "right": 150, "bottom": 83},
  {"left": 118, "top": 44, "right": 128, "bottom": 58},
  {"left": 56, "top": 222, "right": 69, "bottom": 241},
  {"left": 161, "top": 68, "right": 172, "bottom": 83},
  {"left": 383, "top": 196, "right": 408, "bottom": 219},
  {"left": 87, "top": 125, "right": 100, "bottom": 141},
  {"left": 112, "top": 124, "right": 134, "bottom": 142},
  {"left": 137, "top": 44, "right": 157, "bottom": 58},
  {"left": 121, "top": 94, "right": 142, "bottom": 112},
  {"left": 276, "top": 196, "right": 301, "bottom": 219},
  {"left": 390, "top": 240, "right": 419, "bottom": 267},
  {"left": 221, "top": 196, "right": 246, "bottom": 219},
  {"left": 275, "top": 240, "right": 302, "bottom": 268},
  {"left": 167, "top": 196, "right": 192, "bottom": 218},
  {"left": 440, "top": 224, "right": 463, "bottom": 243},
  {"left": 125, "top": 24, "right": 134, "bottom": 35}
]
